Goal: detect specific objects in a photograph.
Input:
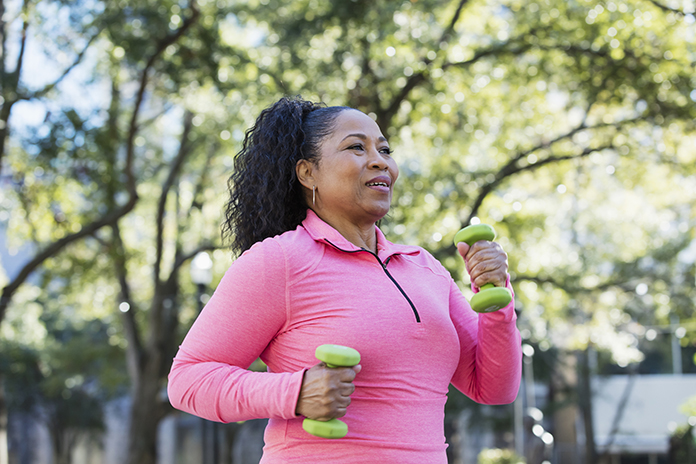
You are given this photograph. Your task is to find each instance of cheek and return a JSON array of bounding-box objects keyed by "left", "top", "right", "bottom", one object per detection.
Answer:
[{"left": 391, "top": 160, "right": 400, "bottom": 183}]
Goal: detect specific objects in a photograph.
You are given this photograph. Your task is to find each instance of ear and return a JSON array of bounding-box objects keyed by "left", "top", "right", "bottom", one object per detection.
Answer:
[{"left": 295, "top": 159, "right": 316, "bottom": 189}]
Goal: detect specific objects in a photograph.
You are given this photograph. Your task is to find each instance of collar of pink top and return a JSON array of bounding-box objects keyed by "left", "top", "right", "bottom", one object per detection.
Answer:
[{"left": 301, "top": 209, "right": 421, "bottom": 261}]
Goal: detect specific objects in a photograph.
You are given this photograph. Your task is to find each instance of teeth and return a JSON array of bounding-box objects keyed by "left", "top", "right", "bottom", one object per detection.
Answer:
[{"left": 367, "top": 182, "right": 388, "bottom": 187}]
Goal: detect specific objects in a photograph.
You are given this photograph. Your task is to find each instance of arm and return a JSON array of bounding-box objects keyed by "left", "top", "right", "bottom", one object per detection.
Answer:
[
  {"left": 167, "top": 239, "right": 305, "bottom": 423},
  {"left": 449, "top": 239, "right": 522, "bottom": 404},
  {"left": 449, "top": 276, "right": 522, "bottom": 404}
]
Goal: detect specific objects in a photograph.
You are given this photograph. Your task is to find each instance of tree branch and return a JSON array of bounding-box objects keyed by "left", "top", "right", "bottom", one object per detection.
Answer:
[
  {"left": 13, "top": 179, "right": 40, "bottom": 245},
  {"left": 648, "top": 0, "right": 688, "bottom": 16},
  {"left": 124, "top": 1, "right": 200, "bottom": 199},
  {"left": 0, "top": 1, "right": 200, "bottom": 326},
  {"left": 109, "top": 221, "right": 144, "bottom": 389},
  {"left": 379, "top": 37, "right": 532, "bottom": 130},
  {"left": 437, "top": 0, "right": 470, "bottom": 45},
  {"left": 427, "top": 112, "right": 639, "bottom": 263},
  {"left": 0, "top": 0, "right": 29, "bottom": 174},
  {"left": 429, "top": 119, "right": 623, "bottom": 263},
  {"left": 0, "top": 0, "right": 6, "bottom": 82},
  {"left": 517, "top": 274, "right": 596, "bottom": 294},
  {"left": 165, "top": 243, "right": 224, "bottom": 289},
  {"left": 515, "top": 273, "right": 641, "bottom": 295},
  {"left": 464, "top": 143, "right": 615, "bottom": 226},
  {"left": 153, "top": 111, "right": 194, "bottom": 290},
  {"left": 146, "top": 112, "right": 195, "bottom": 373},
  {"left": 379, "top": 23, "right": 633, "bottom": 133},
  {"left": 119, "top": 2, "right": 200, "bottom": 383},
  {"left": 458, "top": 109, "right": 644, "bottom": 227},
  {"left": 13, "top": 0, "right": 29, "bottom": 90},
  {"left": 188, "top": 139, "right": 219, "bottom": 213},
  {"left": 442, "top": 42, "right": 533, "bottom": 71},
  {"left": 376, "top": 0, "right": 472, "bottom": 129},
  {"left": 0, "top": 191, "right": 139, "bottom": 324},
  {"left": 22, "top": 31, "right": 102, "bottom": 100}
]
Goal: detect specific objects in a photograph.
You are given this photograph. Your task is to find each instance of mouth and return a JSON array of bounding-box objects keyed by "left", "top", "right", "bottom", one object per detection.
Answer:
[{"left": 365, "top": 176, "right": 392, "bottom": 190}]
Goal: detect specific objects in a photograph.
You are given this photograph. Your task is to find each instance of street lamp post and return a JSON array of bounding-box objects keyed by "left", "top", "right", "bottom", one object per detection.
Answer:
[
  {"left": 190, "top": 251, "right": 213, "bottom": 308},
  {"left": 671, "top": 315, "right": 683, "bottom": 375},
  {"left": 515, "top": 343, "right": 536, "bottom": 458},
  {"left": 190, "top": 252, "right": 214, "bottom": 464}
]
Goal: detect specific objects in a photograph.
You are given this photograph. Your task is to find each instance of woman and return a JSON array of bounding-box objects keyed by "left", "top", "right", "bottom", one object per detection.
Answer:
[{"left": 167, "top": 96, "right": 522, "bottom": 463}]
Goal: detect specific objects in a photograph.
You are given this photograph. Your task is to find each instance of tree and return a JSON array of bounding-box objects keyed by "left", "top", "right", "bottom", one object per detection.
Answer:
[
  {"left": 2, "top": 0, "right": 235, "bottom": 462},
  {"left": 223, "top": 0, "right": 696, "bottom": 458},
  {"left": 2, "top": 0, "right": 695, "bottom": 463},
  {"left": 1, "top": 318, "right": 125, "bottom": 464}
]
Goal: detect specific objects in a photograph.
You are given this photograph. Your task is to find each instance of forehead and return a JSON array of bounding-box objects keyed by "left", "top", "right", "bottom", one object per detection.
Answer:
[{"left": 328, "top": 110, "right": 386, "bottom": 141}]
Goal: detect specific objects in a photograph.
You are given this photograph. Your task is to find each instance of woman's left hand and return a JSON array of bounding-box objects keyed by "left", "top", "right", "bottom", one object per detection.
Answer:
[{"left": 457, "top": 240, "right": 508, "bottom": 289}]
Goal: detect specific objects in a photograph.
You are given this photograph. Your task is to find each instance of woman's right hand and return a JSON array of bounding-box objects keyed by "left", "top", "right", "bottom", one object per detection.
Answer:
[{"left": 295, "top": 362, "right": 361, "bottom": 421}]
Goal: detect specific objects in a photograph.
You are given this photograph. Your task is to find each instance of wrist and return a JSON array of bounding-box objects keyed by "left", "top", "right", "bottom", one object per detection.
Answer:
[{"left": 295, "top": 369, "right": 308, "bottom": 416}]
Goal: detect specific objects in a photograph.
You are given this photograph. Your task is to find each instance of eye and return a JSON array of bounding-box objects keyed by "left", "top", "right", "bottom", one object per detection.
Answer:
[
  {"left": 348, "top": 144, "right": 364, "bottom": 151},
  {"left": 380, "top": 147, "right": 393, "bottom": 155}
]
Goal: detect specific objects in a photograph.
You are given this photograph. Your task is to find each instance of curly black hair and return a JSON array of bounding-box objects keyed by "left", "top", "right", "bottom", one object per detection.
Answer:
[{"left": 222, "top": 96, "right": 352, "bottom": 255}]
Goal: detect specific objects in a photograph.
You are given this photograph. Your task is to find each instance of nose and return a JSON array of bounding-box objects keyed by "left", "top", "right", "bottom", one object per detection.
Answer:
[{"left": 368, "top": 148, "right": 389, "bottom": 170}]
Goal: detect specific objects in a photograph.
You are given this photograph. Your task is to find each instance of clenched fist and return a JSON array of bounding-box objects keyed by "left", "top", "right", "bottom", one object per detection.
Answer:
[
  {"left": 457, "top": 240, "right": 508, "bottom": 289},
  {"left": 296, "top": 362, "right": 361, "bottom": 421}
]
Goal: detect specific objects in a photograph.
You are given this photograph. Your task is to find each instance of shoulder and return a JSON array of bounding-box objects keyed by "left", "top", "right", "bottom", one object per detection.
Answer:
[{"left": 233, "top": 225, "right": 324, "bottom": 282}]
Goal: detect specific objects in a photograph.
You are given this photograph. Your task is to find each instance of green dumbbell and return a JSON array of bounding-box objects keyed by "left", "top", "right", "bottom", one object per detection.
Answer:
[
  {"left": 453, "top": 224, "right": 512, "bottom": 313},
  {"left": 302, "top": 344, "right": 361, "bottom": 439}
]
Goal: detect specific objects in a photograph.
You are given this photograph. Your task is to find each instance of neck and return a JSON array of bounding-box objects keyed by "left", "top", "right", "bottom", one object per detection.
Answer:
[{"left": 312, "top": 209, "right": 379, "bottom": 253}]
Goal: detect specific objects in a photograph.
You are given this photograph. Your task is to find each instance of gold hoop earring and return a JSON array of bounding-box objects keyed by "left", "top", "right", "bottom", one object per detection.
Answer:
[{"left": 312, "top": 186, "right": 316, "bottom": 207}]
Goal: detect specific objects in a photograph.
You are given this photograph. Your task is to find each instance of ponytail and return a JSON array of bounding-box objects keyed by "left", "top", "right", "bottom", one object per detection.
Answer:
[{"left": 223, "top": 96, "right": 350, "bottom": 255}]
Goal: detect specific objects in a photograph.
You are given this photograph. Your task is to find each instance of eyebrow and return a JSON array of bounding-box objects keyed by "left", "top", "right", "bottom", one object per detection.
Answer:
[{"left": 341, "top": 133, "right": 388, "bottom": 143}]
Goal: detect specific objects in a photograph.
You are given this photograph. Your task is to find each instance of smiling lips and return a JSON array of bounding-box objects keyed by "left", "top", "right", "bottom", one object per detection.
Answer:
[{"left": 366, "top": 175, "right": 392, "bottom": 193}]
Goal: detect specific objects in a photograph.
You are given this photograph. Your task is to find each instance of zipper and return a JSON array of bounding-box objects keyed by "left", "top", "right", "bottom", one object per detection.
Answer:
[{"left": 324, "top": 240, "right": 421, "bottom": 323}]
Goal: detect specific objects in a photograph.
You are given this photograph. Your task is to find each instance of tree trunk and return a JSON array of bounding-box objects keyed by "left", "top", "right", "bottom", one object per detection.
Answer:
[
  {"left": 0, "top": 376, "right": 7, "bottom": 464},
  {"left": 53, "top": 429, "right": 75, "bottom": 464},
  {"left": 577, "top": 348, "right": 597, "bottom": 464},
  {"left": 126, "top": 357, "right": 165, "bottom": 464}
]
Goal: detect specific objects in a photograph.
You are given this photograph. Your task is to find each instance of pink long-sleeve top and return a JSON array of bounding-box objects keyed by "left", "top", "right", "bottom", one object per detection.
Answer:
[{"left": 168, "top": 210, "right": 522, "bottom": 463}]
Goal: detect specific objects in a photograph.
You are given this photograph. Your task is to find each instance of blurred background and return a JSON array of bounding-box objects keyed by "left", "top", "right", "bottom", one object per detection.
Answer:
[{"left": 1, "top": 0, "right": 695, "bottom": 463}]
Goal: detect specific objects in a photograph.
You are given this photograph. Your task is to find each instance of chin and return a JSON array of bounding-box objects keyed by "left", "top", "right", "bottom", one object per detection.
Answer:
[
  {"left": 358, "top": 201, "right": 391, "bottom": 223},
  {"left": 372, "top": 206, "right": 390, "bottom": 221}
]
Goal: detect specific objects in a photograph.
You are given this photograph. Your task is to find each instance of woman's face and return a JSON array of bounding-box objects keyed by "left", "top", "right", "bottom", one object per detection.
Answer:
[{"left": 300, "top": 109, "right": 399, "bottom": 226}]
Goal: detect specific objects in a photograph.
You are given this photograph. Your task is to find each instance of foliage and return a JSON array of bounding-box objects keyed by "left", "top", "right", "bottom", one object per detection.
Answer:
[
  {"left": 680, "top": 396, "right": 696, "bottom": 417},
  {"left": 1, "top": 0, "right": 696, "bottom": 462},
  {"left": 216, "top": 0, "right": 696, "bottom": 371},
  {"left": 478, "top": 448, "right": 526, "bottom": 464},
  {"left": 0, "top": 317, "right": 125, "bottom": 463},
  {"left": 669, "top": 424, "right": 696, "bottom": 464}
]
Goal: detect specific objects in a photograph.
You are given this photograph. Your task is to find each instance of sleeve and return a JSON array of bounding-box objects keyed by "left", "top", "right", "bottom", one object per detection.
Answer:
[
  {"left": 167, "top": 239, "right": 306, "bottom": 423},
  {"left": 448, "top": 275, "right": 522, "bottom": 405}
]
